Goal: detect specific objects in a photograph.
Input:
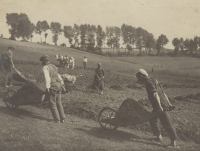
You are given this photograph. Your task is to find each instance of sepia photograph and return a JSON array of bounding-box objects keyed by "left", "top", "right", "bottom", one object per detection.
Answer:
[{"left": 0, "top": 0, "right": 200, "bottom": 150}]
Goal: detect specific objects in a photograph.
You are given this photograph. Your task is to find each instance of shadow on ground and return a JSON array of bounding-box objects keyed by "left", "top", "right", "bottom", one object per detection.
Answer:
[
  {"left": 0, "top": 106, "right": 52, "bottom": 122},
  {"left": 75, "top": 127, "right": 162, "bottom": 147}
]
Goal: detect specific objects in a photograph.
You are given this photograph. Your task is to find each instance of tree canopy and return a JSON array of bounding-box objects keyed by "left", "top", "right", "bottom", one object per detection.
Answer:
[{"left": 6, "top": 13, "right": 35, "bottom": 40}]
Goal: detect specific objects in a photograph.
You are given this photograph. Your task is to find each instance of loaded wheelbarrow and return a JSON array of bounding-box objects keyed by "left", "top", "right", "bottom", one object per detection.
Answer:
[
  {"left": 3, "top": 69, "right": 47, "bottom": 109},
  {"left": 98, "top": 99, "right": 163, "bottom": 130}
]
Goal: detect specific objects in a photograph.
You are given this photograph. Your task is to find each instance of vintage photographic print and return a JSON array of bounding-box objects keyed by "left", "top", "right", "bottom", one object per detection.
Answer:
[{"left": 0, "top": 0, "right": 200, "bottom": 150}]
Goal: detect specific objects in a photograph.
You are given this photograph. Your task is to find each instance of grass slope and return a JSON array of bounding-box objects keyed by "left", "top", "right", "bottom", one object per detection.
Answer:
[{"left": 0, "top": 39, "right": 200, "bottom": 150}]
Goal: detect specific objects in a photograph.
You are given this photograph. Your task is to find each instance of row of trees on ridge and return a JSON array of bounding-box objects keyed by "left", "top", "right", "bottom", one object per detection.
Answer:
[{"left": 6, "top": 13, "right": 200, "bottom": 56}]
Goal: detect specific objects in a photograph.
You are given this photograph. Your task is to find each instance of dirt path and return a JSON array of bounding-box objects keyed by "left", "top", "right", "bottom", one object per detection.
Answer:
[{"left": 0, "top": 99, "right": 199, "bottom": 151}]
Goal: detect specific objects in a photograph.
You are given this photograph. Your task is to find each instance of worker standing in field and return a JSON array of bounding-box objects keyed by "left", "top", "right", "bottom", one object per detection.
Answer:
[
  {"left": 70, "top": 57, "right": 75, "bottom": 69},
  {"left": 135, "top": 69, "right": 178, "bottom": 149},
  {"left": 93, "top": 63, "right": 104, "bottom": 94},
  {"left": 0, "top": 46, "right": 15, "bottom": 87},
  {"left": 83, "top": 56, "right": 87, "bottom": 69},
  {"left": 40, "top": 55, "right": 66, "bottom": 123}
]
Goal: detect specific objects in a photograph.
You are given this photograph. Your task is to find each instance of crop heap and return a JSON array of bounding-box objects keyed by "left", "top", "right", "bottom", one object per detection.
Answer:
[
  {"left": 4, "top": 82, "right": 46, "bottom": 106},
  {"left": 114, "top": 99, "right": 160, "bottom": 127}
]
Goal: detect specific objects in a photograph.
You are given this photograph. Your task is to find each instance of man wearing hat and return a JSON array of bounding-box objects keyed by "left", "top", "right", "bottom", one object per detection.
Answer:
[
  {"left": 40, "top": 55, "right": 65, "bottom": 123},
  {"left": 83, "top": 56, "right": 87, "bottom": 69},
  {"left": 0, "top": 46, "right": 15, "bottom": 87},
  {"left": 135, "top": 69, "right": 178, "bottom": 149},
  {"left": 93, "top": 63, "right": 104, "bottom": 94}
]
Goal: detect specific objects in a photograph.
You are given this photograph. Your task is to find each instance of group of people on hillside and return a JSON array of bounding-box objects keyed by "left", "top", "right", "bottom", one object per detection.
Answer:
[
  {"left": 0, "top": 46, "right": 179, "bottom": 149},
  {"left": 55, "top": 55, "right": 75, "bottom": 69}
]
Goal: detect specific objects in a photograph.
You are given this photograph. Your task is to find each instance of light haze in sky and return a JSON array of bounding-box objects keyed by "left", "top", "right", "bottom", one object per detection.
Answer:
[{"left": 0, "top": 0, "right": 199, "bottom": 48}]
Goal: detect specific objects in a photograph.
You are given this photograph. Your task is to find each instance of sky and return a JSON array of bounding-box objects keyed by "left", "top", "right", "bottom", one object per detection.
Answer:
[{"left": 0, "top": 0, "right": 200, "bottom": 48}]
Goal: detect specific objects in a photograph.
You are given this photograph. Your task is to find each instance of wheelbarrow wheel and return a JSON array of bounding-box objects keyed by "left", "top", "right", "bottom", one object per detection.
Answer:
[
  {"left": 4, "top": 89, "right": 18, "bottom": 108},
  {"left": 98, "top": 107, "right": 118, "bottom": 130},
  {"left": 28, "top": 75, "right": 35, "bottom": 81}
]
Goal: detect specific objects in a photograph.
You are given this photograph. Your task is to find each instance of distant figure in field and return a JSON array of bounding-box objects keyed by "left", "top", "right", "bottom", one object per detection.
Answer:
[
  {"left": 63, "top": 55, "right": 69, "bottom": 68},
  {"left": 57, "top": 55, "right": 64, "bottom": 67},
  {"left": 67, "top": 57, "right": 75, "bottom": 69},
  {"left": 0, "top": 46, "right": 15, "bottom": 87},
  {"left": 135, "top": 69, "right": 178, "bottom": 149},
  {"left": 40, "top": 55, "right": 66, "bottom": 123},
  {"left": 55, "top": 55, "right": 59, "bottom": 60},
  {"left": 83, "top": 56, "right": 87, "bottom": 69},
  {"left": 93, "top": 63, "right": 104, "bottom": 94}
]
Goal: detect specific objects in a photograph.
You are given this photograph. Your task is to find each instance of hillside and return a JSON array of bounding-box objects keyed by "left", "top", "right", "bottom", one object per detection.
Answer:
[{"left": 0, "top": 39, "right": 200, "bottom": 150}]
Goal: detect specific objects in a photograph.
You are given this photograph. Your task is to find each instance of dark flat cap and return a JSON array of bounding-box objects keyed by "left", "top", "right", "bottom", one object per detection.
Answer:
[{"left": 39, "top": 55, "right": 50, "bottom": 61}]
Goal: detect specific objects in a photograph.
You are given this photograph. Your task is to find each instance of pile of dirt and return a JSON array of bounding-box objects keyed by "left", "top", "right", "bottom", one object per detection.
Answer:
[
  {"left": 126, "top": 83, "right": 142, "bottom": 89},
  {"left": 109, "top": 85, "right": 124, "bottom": 91}
]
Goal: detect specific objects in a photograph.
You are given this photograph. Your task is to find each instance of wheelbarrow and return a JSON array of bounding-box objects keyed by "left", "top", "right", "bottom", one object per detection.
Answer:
[
  {"left": 98, "top": 99, "right": 163, "bottom": 130},
  {"left": 3, "top": 69, "right": 47, "bottom": 109}
]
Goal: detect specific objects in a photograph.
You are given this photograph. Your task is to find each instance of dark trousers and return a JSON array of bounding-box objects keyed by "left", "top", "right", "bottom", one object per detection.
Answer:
[
  {"left": 48, "top": 91, "right": 65, "bottom": 121},
  {"left": 4, "top": 69, "right": 13, "bottom": 86},
  {"left": 93, "top": 78, "right": 104, "bottom": 91},
  {"left": 83, "top": 62, "right": 87, "bottom": 69},
  {"left": 149, "top": 111, "right": 178, "bottom": 141}
]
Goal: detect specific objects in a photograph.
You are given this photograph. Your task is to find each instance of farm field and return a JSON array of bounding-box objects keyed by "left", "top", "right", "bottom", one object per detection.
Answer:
[{"left": 0, "top": 38, "right": 200, "bottom": 150}]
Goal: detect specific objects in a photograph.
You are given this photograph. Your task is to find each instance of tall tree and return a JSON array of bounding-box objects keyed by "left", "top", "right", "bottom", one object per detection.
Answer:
[
  {"left": 6, "top": 13, "right": 20, "bottom": 40},
  {"left": 179, "top": 37, "right": 184, "bottom": 54},
  {"left": 96, "top": 25, "right": 106, "bottom": 48},
  {"left": 121, "top": 24, "right": 136, "bottom": 55},
  {"left": 105, "top": 26, "right": 114, "bottom": 48},
  {"left": 73, "top": 24, "right": 79, "bottom": 46},
  {"left": 135, "top": 27, "right": 150, "bottom": 55},
  {"left": 35, "top": 21, "right": 43, "bottom": 42},
  {"left": 144, "top": 33, "right": 155, "bottom": 55},
  {"left": 184, "top": 38, "right": 190, "bottom": 52},
  {"left": 19, "top": 14, "right": 34, "bottom": 40},
  {"left": 113, "top": 26, "right": 121, "bottom": 48},
  {"left": 6, "top": 13, "right": 35, "bottom": 41},
  {"left": 193, "top": 36, "right": 200, "bottom": 55},
  {"left": 156, "top": 34, "right": 169, "bottom": 55},
  {"left": 41, "top": 21, "right": 49, "bottom": 32},
  {"left": 80, "top": 24, "right": 87, "bottom": 50},
  {"left": 50, "top": 22, "right": 62, "bottom": 45},
  {"left": 172, "top": 38, "right": 181, "bottom": 55},
  {"left": 63, "top": 25, "right": 74, "bottom": 45},
  {"left": 105, "top": 26, "right": 121, "bottom": 55},
  {"left": 86, "top": 25, "right": 96, "bottom": 52},
  {"left": 52, "top": 34, "right": 58, "bottom": 45},
  {"left": 41, "top": 20, "right": 49, "bottom": 42},
  {"left": 35, "top": 20, "right": 49, "bottom": 43}
]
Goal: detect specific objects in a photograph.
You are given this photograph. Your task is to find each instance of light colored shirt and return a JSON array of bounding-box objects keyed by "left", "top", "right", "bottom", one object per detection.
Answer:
[
  {"left": 43, "top": 65, "right": 64, "bottom": 89},
  {"left": 83, "top": 58, "right": 88, "bottom": 63}
]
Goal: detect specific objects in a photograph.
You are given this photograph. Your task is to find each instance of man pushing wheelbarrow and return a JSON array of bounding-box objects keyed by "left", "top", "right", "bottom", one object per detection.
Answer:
[{"left": 135, "top": 69, "right": 178, "bottom": 149}]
